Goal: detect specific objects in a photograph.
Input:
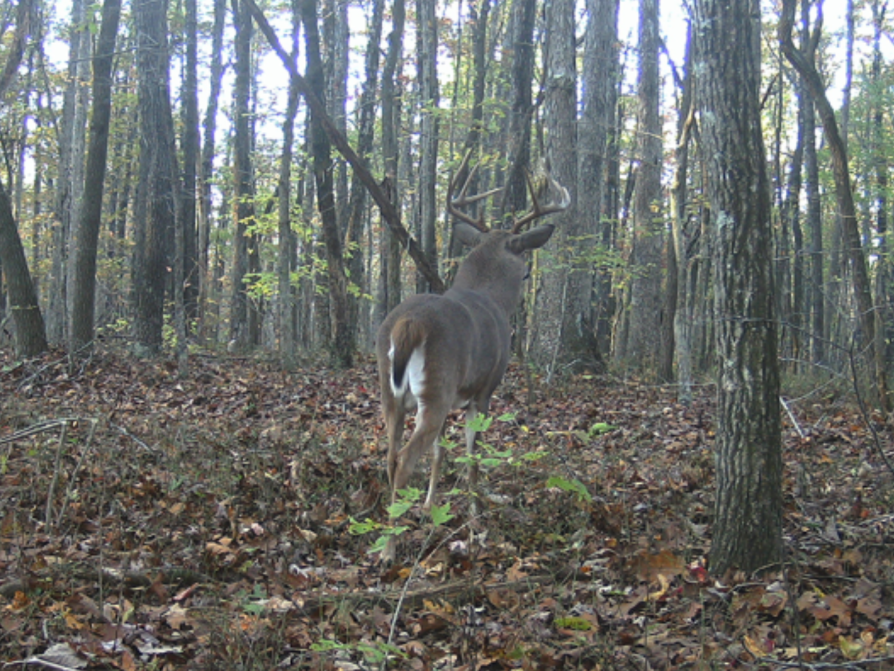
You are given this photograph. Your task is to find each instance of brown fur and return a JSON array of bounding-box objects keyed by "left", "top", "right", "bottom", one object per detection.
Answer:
[{"left": 389, "top": 317, "right": 428, "bottom": 390}]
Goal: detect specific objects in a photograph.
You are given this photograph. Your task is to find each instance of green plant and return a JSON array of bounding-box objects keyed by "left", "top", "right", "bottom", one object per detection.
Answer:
[{"left": 349, "top": 486, "right": 454, "bottom": 556}]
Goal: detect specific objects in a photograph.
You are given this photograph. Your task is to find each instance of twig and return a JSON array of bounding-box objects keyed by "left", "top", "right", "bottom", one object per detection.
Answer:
[
  {"left": 109, "top": 422, "right": 155, "bottom": 452},
  {"left": 0, "top": 418, "right": 84, "bottom": 445},
  {"left": 781, "top": 396, "right": 805, "bottom": 438}
]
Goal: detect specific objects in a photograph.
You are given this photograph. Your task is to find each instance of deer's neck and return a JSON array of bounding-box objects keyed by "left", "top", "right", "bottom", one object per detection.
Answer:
[{"left": 449, "top": 274, "right": 522, "bottom": 317}]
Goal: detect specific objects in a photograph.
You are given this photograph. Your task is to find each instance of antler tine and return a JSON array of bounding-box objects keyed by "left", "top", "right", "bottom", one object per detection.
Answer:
[
  {"left": 510, "top": 168, "right": 571, "bottom": 234},
  {"left": 447, "top": 151, "right": 502, "bottom": 233}
]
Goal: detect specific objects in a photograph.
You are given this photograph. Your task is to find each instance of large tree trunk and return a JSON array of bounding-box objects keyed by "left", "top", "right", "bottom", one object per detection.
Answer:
[
  {"left": 70, "top": 0, "right": 121, "bottom": 353},
  {"left": 626, "top": 0, "right": 663, "bottom": 372},
  {"left": 694, "top": 0, "right": 783, "bottom": 575},
  {"left": 530, "top": 0, "right": 577, "bottom": 374},
  {"left": 416, "top": 0, "right": 439, "bottom": 293},
  {"left": 228, "top": 0, "right": 255, "bottom": 351},
  {"left": 870, "top": 0, "right": 891, "bottom": 378},
  {"left": 576, "top": 0, "right": 618, "bottom": 372},
  {"left": 0, "top": 177, "right": 47, "bottom": 357},
  {"left": 132, "top": 0, "right": 175, "bottom": 356}
]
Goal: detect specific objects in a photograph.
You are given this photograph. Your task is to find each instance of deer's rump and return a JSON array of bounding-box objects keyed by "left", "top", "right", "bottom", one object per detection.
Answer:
[{"left": 375, "top": 292, "right": 510, "bottom": 412}]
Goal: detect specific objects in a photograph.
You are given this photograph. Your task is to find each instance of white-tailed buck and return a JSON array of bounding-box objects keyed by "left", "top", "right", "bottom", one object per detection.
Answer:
[{"left": 375, "top": 154, "right": 570, "bottom": 561}]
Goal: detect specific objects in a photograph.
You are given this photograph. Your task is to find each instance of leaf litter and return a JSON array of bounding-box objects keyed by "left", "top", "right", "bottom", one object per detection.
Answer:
[{"left": 0, "top": 348, "right": 892, "bottom": 669}]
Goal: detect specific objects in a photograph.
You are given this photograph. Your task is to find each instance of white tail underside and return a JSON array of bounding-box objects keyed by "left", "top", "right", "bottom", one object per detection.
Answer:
[{"left": 389, "top": 341, "right": 426, "bottom": 407}]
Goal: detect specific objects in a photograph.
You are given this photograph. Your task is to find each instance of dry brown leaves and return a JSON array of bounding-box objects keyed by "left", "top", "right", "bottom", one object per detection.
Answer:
[{"left": 0, "top": 348, "right": 892, "bottom": 670}]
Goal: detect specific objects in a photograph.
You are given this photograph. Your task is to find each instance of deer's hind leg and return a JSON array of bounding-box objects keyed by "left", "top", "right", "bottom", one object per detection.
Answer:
[{"left": 391, "top": 401, "right": 450, "bottom": 509}]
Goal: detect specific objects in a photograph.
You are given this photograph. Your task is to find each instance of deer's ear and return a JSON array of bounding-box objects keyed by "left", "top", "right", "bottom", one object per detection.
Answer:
[
  {"left": 509, "top": 224, "right": 555, "bottom": 253},
  {"left": 455, "top": 222, "right": 485, "bottom": 248}
]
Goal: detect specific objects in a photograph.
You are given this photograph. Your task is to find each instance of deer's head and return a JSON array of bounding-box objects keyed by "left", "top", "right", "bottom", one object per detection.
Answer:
[{"left": 446, "top": 153, "right": 570, "bottom": 305}]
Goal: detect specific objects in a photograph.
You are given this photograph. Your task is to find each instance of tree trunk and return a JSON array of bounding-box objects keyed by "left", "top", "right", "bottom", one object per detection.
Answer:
[
  {"left": 198, "top": 0, "right": 226, "bottom": 345},
  {"left": 500, "top": 0, "right": 535, "bottom": 221},
  {"left": 301, "top": 0, "right": 353, "bottom": 367},
  {"left": 228, "top": 0, "right": 255, "bottom": 351},
  {"left": 70, "top": 0, "right": 121, "bottom": 353},
  {"left": 277, "top": 0, "right": 301, "bottom": 366},
  {"left": 48, "top": 0, "right": 90, "bottom": 345},
  {"left": 376, "top": 0, "right": 405, "bottom": 324},
  {"left": 871, "top": 0, "right": 891, "bottom": 379},
  {"left": 416, "top": 0, "right": 439, "bottom": 293},
  {"left": 671, "top": 25, "right": 694, "bottom": 402},
  {"left": 530, "top": 0, "right": 577, "bottom": 374},
  {"left": 694, "top": 0, "right": 783, "bottom": 575},
  {"left": 181, "top": 0, "right": 200, "bottom": 333},
  {"left": 344, "top": 0, "right": 384, "bottom": 346},
  {"left": 627, "top": 0, "right": 663, "bottom": 372},
  {"left": 0, "top": 177, "right": 47, "bottom": 356},
  {"left": 132, "top": 0, "right": 175, "bottom": 356},
  {"left": 576, "top": 0, "right": 618, "bottom": 373}
]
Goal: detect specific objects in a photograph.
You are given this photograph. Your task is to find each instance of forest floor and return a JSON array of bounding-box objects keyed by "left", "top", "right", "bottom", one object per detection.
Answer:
[{"left": 0, "top": 347, "right": 892, "bottom": 670}]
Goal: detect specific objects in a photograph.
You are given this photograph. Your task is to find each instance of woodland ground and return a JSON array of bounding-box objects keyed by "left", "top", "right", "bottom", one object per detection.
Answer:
[{"left": 0, "top": 347, "right": 892, "bottom": 670}]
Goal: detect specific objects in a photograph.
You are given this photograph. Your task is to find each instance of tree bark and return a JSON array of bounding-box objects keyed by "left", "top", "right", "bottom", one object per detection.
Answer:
[
  {"left": 0, "top": 176, "right": 47, "bottom": 357},
  {"left": 132, "top": 0, "right": 175, "bottom": 356},
  {"left": 378, "top": 0, "right": 405, "bottom": 322},
  {"left": 228, "top": 0, "right": 255, "bottom": 351},
  {"left": 500, "top": 0, "right": 535, "bottom": 221},
  {"left": 671, "top": 25, "right": 694, "bottom": 401},
  {"left": 530, "top": 0, "right": 578, "bottom": 374},
  {"left": 627, "top": 0, "right": 663, "bottom": 372},
  {"left": 416, "top": 0, "right": 439, "bottom": 293},
  {"left": 181, "top": 0, "right": 200, "bottom": 333},
  {"left": 70, "top": 0, "right": 121, "bottom": 353},
  {"left": 694, "top": 0, "right": 783, "bottom": 575}
]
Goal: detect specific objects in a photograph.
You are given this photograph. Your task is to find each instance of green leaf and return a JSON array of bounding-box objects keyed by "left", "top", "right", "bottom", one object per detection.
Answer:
[
  {"left": 546, "top": 476, "right": 593, "bottom": 502},
  {"left": 429, "top": 503, "right": 454, "bottom": 526},
  {"left": 555, "top": 616, "right": 592, "bottom": 631},
  {"left": 348, "top": 517, "right": 380, "bottom": 535},
  {"left": 588, "top": 422, "right": 616, "bottom": 436}
]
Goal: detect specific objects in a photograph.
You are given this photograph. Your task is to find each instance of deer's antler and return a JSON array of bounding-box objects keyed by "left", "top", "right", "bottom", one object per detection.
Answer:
[
  {"left": 510, "top": 165, "right": 571, "bottom": 234},
  {"left": 447, "top": 151, "right": 503, "bottom": 233}
]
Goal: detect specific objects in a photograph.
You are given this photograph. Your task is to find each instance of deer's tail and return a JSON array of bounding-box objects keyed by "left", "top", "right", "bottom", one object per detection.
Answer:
[{"left": 389, "top": 316, "right": 428, "bottom": 396}]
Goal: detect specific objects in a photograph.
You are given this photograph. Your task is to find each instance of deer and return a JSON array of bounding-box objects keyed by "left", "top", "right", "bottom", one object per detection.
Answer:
[{"left": 375, "top": 153, "right": 570, "bottom": 562}]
